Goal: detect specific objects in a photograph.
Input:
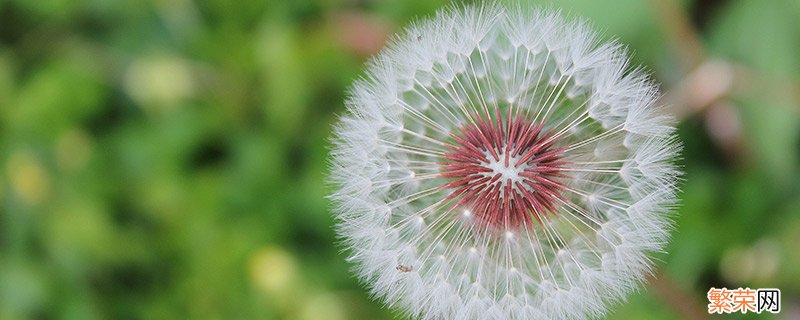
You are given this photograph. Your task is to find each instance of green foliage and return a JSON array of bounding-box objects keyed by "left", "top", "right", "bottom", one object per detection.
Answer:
[{"left": 0, "top": 0, "right": 797, "bottom": 319}]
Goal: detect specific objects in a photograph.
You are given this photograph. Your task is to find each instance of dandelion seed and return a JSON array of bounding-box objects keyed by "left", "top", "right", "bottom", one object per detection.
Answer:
[{"left": 328, "top": 3, "right": 681, "bottom": 320}]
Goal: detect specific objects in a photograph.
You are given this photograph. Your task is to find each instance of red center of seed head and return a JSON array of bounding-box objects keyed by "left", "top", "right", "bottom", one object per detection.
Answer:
[{"left": 439, "top": 113, "right": 569, "bottom": 228}]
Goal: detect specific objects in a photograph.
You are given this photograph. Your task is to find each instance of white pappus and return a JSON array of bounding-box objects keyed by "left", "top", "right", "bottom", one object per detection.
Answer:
[{"left": 328, "top": 3, "right": 681, "bottom": 320}]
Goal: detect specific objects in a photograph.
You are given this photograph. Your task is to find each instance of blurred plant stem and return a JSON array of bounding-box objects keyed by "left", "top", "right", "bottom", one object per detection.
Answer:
[{"left": 647, "top": 271, "right": 707, "bottom": 320}]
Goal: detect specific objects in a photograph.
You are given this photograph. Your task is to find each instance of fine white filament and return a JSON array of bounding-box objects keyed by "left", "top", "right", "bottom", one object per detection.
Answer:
[{"left": 329, "top": 3, "right": 680, "bottom": 320}]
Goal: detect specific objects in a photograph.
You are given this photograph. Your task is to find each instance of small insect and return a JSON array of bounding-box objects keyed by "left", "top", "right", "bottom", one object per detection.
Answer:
[
  {"left": 416, "top": 35, "right": 422, "bottom": 41},
  {"left": 396, "top": 264, "right": 413, "bottom": 273}
]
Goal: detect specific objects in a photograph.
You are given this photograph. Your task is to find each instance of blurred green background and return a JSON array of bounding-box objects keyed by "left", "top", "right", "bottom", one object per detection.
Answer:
[{"left": 1, "top": 0, "right": 798, "bottom": 319}]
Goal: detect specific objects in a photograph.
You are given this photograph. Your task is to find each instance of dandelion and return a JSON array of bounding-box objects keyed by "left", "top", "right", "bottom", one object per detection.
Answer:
[{"left": 328, "top": 3, "right": 681, "bottom": 320}]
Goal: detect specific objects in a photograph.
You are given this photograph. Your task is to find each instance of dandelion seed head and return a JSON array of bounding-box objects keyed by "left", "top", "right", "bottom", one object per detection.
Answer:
[
  {"left": 329, "top": 3, "right": 681, "bottom": 320},
  {"left": 441, "top": 113, "right": 568, "bottom": 228}
]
